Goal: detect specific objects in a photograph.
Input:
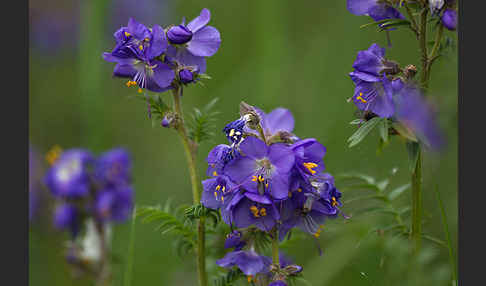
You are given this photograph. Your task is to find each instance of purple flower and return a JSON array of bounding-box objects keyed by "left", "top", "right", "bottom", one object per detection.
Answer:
[
  {"left": 350, "top": 74, "right": 396, "bottom": 118},
  {"left": 167, "top": 8, "right": 221, "bottom": 57},
  {"left": 223, "top": 116, "right": 249, "bottom": 145},
  {"left": 224, "top": 137, "right": 295, "bottom": 200},
  {"left": 347, "top": 0, "right": 404, "bottom": 23},
  {"left": 206, "top": 144, "right": 237, "bottom": 177},
  {"left": 95, "top": 187, "right": 134, "bottom": 222},
  {"left": 201, "top": 175, "right": 236, "bottom": 210},
  {"left": 245, "top": 108, "right": 295, "bottom": 141},
  {"left": 94, "top": 148, "right": 132, "bottom": 189},
  {"left": 268, "top": 281, "right": 287, "bottom": 286},
  {"left": 54, "top": 203, "right": 79, "bottom": 238},
  {"left": 442, "top": 9, "right": 457, "bottom": 31},
  {"left": 45, "top": 149, "right": 94, "bottom": 198},
  {"left": 224, "top": 230, "right": 246, "bottom": 250},
  {"left": 103, "top": 18, "right": 174, "bottom": 93},
  {"left": 226, "top": 193, "right": 280, "bottom": 231},
  {"left": 291, "top": 138, "right": 326, "bottom": 179},
  {"left": 216, "top": 250, "right": 269, "bottom": 276},
  {"left": 393, "top": 84, "right": 445, "bottom": 149}
]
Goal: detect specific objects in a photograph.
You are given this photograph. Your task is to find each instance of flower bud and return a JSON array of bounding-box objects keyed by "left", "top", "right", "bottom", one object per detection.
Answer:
[
  {"left": 441, "top": 9, "right": 457, "bottom": 31},
  {"left": 239, "top": 101, "right": 260, "bottom": 130},
  {"left": 429, "top": 0, "right": 445, "bottom": 15},
  {"left": 403, "top": 64, "right": 417, "bottom": 79},
  {"left": 167, "top": 25, "right": 193, "bottom": 44},
  {"left": 179, "top": 69, "right": 194, "bottom": 84},
  {"left": 161, "top": 115, "right": 172, "bottom": 128}
]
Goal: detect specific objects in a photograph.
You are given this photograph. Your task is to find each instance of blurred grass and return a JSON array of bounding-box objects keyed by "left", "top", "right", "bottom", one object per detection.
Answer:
[{"left": 29, "top": 0, "right": 457, "bottom": 285}]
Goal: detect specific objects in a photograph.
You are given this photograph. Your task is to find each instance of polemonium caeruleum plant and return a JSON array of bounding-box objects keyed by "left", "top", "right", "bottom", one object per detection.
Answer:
[
  {"left": 345, "top": 0, "right": 457, "bottom": 284},
  {"left": 103, "top": 8, "right": 221, "bottom": 286},
  {"left": 43, "top": 147, "right": 134, "bottom": 286},
  {"left": 201, "top": 102, "right": 344, "bottom": 285}
]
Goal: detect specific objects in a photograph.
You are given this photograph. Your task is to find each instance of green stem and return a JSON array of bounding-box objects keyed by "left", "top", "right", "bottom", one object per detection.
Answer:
[
  {"left": 418, "top": 8, "right": 429, "bottom": 90},
  {"left": 410, "top": 148, "right": 422, "bottom": 253},
  {"left": 272, "top": 230, "right": 280, "bottom": 266},
  {"left": 171, "top": 87, "right": 207, "bottom": 286},
  {"left": 404, "top": 2, "right": 419, "bottom": 37}
]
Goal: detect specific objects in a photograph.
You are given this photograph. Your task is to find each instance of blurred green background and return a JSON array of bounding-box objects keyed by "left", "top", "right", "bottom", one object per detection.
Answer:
[{"left": 29, "top": 0, "right": 457, "bottom": 285}]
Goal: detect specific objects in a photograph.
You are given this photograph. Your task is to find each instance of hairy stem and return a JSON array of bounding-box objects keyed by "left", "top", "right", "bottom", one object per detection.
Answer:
[
  {"left": 410, "top": 7, "right": 429, "bottom": 254},
  {"left": 171, "top": 87, "right": 207, "bottom": 286},
  {"left": 404, "top": 2, "right": 419, "bottom": 37}
]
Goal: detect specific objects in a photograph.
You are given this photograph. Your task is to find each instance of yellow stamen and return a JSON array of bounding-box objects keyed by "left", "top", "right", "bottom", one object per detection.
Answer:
[
  {"left": 332, "top": 197, "right": 338, "bottom": 207},
  {"left": 144, "top": 37, "right": 150, "bottom": 42},
  {"left": 297, "top": 188, "right": 302, "bottom": 193},
  {"left": 250, "top": 206, "right": 260, "bottom": 218},
  {"left": 265, "top": 183, "right": 269, "bottom": 188},
  {"left": 252, "top": 175, "right": 258, "bottom": 182},
  {"left": 356, "top": 92, "right": 367, "bottom": 103},
  {"left": 139, "top": 44, "right": 143, "bottom": 50},
  {"left": 222, "top": 186, "right": 226, "bottom": 192},
  {"left": 124, "top": 31, "right": 131, "bottom": 37},
  {"left": 288, "top": 191, "right": 292, "bottom": 198},
  {"left": 314, "top": 229, "right": 321, "bottom": 238},
  {"left": 258, "top": 175, "right": 265, "bottom": 182},
  {"left": 126, "top": 80, "right": 137, "bottom": 87},
  {"left": 229, "top": 129, "right": 235, "bottom": 137},
  {"left": 303, "top": 162, "right": 318, "bottom": 175},
  {"left": 259, "top": 208, "right": 267, "bottom": 217},
  {"left": 45, "top": 145, "right": 63, "bottom": 166},
  {"left": 221, "top": 196, "right": 224, "bottom": 203},
  {"left": 214, "top": 192, "right": 218, "bottom": 199},
  {"left": 247, "top": 275, "right": 253, "bottom": 283},
  {"left": 213, "top": 171, "right": 218, "bottom": 177},
  {"left": 138, "top": 88, "right": 143, "bottom": 93},
  {"left": 216, "top": 185, "right": 221, "bottom": 191}
]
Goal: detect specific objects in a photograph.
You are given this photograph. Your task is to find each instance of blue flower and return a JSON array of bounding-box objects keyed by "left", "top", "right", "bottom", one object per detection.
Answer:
[
  {"left": 216, "top": 250, "right": 269, "bottom": 276},
  {"left": 94, "top": 148, "right": 132, "bottom": 189},
  {"left": 95, "top": 186, "right": 134, "bottom": 222},
  {"left": 441, "top": 9, "right": 457, "bottom": 31},
  {"left": 224, "top": 230, "right": 246, "bottom": 250},
  {"left": 54, "top": 203, "right": 80, "bottom": 238},
  {"left": 45, "top": 149, "right": 94, "bottom": 198},
  {"left": 347, "top": 0, "right": 404, "bottom": 23}
]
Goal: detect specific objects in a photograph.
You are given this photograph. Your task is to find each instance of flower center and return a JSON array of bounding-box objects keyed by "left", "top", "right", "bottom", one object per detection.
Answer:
[
  {"left": 249, "top": 205, "right": 267, "bottom": 218},
  {"left": 303, "top": 162, "right": 318, "bottom": 175}
]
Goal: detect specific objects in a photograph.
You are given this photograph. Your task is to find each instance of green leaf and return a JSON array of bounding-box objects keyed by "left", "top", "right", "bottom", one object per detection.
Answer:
[
  {"left": 335, "top": 173, "right": 376, "bottom": 185},
  {"left": 187, "top": 98, "right": 220, "bottom": 144},
  {"left": 406, "top": 141, "right": 420, "bottom": 172},
  {"left": 379, "top": 118, "right": 389, "bottom": 143},
  {"left": 376, "top": 179, "right": 390, "bottom": 191},
  {"left": 347, "top": 117, "right": 383, "bottom": 148},
  {"left": 377, "top": 19, "right": 411, "bottom": 31},
  {"left": 349, "top": 119, "right": 363, "bottom": 125},
  {"left": 388, "top": 183, "right": 411, "bottom": 201},
  {"left": 392, "top": 122, "right": 418, "bottom": 142}
]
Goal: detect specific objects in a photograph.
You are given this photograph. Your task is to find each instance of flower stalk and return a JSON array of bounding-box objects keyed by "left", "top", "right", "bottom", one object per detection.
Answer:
[
  {"left": 171, "top": 86, "right": 208, "bottom": 286},
  {"left": 272, "top": 229, "right": 280, "bottom": 267}
]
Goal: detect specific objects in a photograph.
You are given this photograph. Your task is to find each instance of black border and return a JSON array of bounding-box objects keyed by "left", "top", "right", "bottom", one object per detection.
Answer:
[
  {"left": 459, "top": 0, "right": 484, "bottom": 285},
  {"left": 4, "top": 0, "right": 28, "bottom": 285}
]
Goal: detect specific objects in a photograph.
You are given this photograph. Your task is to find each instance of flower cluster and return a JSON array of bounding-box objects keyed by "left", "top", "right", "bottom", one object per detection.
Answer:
[
  {"left": 349, "top": 43, "right": 444, "bottom": 149},
  {"left": 347, "top": 0, "right": 404, "bottom": 27},
  {"left": 44, "top": 148, "right": 134, "bottom": 239},
  {"left": 201, "top": 103, "right": 342, "bottom": 285},
  {"left": 103, "top": 8, "right": 221, "bottom": 94}
]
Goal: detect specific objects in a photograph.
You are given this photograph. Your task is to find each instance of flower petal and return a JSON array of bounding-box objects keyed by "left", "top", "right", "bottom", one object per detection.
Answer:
[
  {"left": 187, "top": 8, "right": 211, "bottom": 33},
  {"left": 265, "top": 108, "right": 295, "bottom": 134},
  {"left": 187, "top": 26, "right": 221, "bottom": 57},
  {"left": 239, "top": 137, "right": 268, "bottom": 159},
  {"left": 268, "top": 143, "right": 295, "bottom": 173},
  {"left": 150, "top": 61, "right": 175, "bottom": 90},
  {"left": 347, "top": 0, "right": 377, "bottom": 15},
  {"left": 146, "top": 24, "right": 167, "bottom": 60}
]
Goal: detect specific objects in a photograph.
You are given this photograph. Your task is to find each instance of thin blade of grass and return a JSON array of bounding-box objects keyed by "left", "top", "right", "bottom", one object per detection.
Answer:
[
  {"left": 435, "top": 185, "right": 457, "bottom": 284},
  {"left": 123, "top": 206, "right": 137, "bottom": 286}
]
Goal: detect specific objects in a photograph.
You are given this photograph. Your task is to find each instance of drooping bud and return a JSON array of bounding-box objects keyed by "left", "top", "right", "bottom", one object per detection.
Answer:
[
  {"left": 239, "top": 101, "right": 260, "bottom": 130},
  {"left": 167, "top": 25, "right": 193, "bottom": 44},
  {"left": 429, "top": 0, "right": 445, "bottom": 15},
  {"left": 403, "top": 64, "right": 417, "bottom": 79},
  {"left": 441, "top": 9, "right": 457, "bottom": 31},
  {"left": 161, "top": 113, "right": 175, "bottom": 128},
  {"left": 179, "top": 69, "right": 194, "bottom": 84}
]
